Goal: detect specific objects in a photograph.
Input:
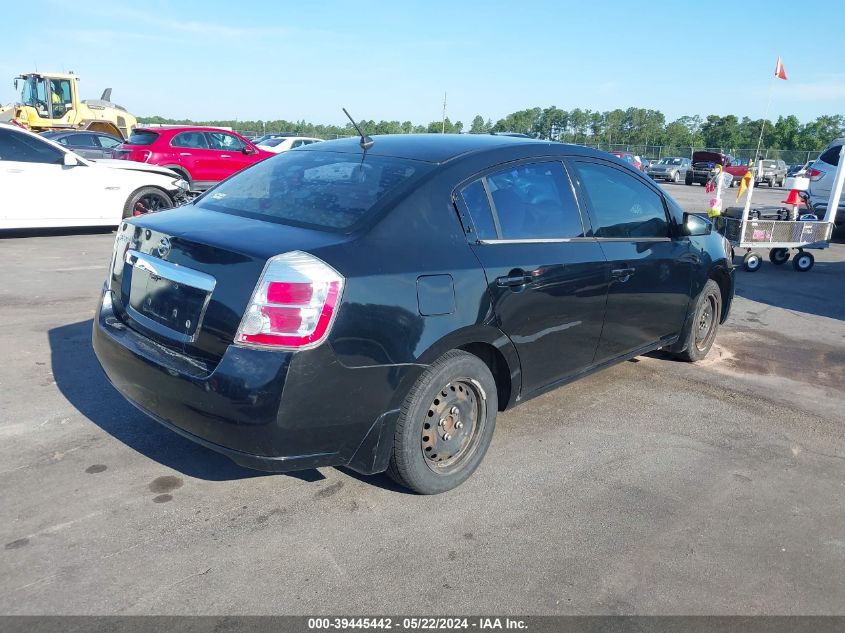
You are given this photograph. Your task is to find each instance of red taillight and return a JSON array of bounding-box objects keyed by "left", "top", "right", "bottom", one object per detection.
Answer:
[
  {"left": 806, "top": 168, "right": 824, "bottom": 181},
  {"left": 235, "top": 251, "right": 344, "bottom": 350},
  {"left": 132, "top": 149, "right": 151, "bottom": 162},
  {"left": 266, "top": 281, "right": 313, "bottom": 305}
]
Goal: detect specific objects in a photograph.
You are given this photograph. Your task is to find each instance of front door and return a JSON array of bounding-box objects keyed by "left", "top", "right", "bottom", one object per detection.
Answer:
[
  {"left": 457, "top": 160, "right": 609, "bottom": 395},
  {"left": 568, "top": 159, "right": 693, "bottom": 363}
]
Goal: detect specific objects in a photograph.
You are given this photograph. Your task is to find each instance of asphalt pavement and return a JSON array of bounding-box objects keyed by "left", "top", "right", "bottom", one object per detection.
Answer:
[{"left": 1, "top": 182, "right": 843, "bottom": 615}]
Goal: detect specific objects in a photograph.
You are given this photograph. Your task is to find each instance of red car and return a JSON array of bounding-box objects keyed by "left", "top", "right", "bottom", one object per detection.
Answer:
[
  {"left": 609, "top": 151, "right": 643, "bottom": 171},
  {"left": 112, "top": 127, "right": 273, "bottom": 191}
]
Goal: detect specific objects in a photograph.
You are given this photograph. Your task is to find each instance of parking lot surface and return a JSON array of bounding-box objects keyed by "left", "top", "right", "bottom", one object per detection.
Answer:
[{"left": 1, "top": 183, "right": 843, "bottom": 614}]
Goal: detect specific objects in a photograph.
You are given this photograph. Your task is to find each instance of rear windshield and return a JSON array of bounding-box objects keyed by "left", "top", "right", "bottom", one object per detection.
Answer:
[
  {"left": 761, "top": 160, "right": 777, "bottom": 168},
  {"left": 261, "top": 138, "right": 285, "bottom": 147},
  {"left": 194, "top": 151, "right": 433, "bottom": 231},
  {"left": 127, "top": 131, "right": 160, "bottom": 145}
]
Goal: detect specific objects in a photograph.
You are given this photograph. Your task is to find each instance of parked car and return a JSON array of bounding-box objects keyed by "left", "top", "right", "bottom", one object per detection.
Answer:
[
  {"left": 93, "top": 134, "right": 734, "bottom": 494},
  {"left": 257, "top": 136, "right": 323, "bottom": 153},
  {"left": 111, "top": 126, "right": 273, "bottom": 192},
  {"left": 639, "top": 157, "right": 651, "bottom": 171},
  {"left": 806, "top": 138, "right": 845, "bottom": 226},
  {"left": 251, "top": 133, "right": 299, "bottom": 145},
  {"left": 787, "top": 162, "right": 812, "bottom": 178},
  {"left": 647, "top": 157, "right": 691, "bottom": 183},
  {"left": 686, "top": 151, "right": 747, "bottom": 186},
  {"left": 0, "top": 123, "right": 189, "bottom": 229},
  {"left": 41, "top": 130, "right": 123, "bottom": 160},
  {"left": 609, "top": 151, "right": 643, "bottom": 170},
  {"left": 755, "top": 159, "right": 787, "bottom": 187}
]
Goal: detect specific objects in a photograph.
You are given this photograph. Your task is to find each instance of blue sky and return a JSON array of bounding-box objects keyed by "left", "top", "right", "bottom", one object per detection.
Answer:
[{"left": 3, "top": 0, "right": 844, "bottom": 126}]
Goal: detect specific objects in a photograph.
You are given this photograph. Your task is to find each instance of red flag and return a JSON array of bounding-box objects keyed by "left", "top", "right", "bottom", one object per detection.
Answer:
[{"left": 775, "top": 57, "right": 788, "bottom": 80}]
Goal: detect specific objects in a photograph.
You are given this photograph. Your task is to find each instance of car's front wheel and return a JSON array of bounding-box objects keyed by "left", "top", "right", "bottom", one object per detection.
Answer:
[
  {"left": 387, "top": 350, "right": 498, "bottom": 494},
  {"left": 123, "top": 187, "right": 173, "bottom": 219},
  {"left": 673, "top": 279, "right": 722, "bottom": 362}
]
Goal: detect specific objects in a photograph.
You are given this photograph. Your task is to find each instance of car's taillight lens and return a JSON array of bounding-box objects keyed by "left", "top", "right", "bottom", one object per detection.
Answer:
[
  {"left": 132, "top": 149, "right": 151, "bottom": 162},
  {"left": 806, "top": 168, "right": 824, "bottom": 181},
  {"left": 235, "top": 251, "right": 344, "bottom": 350}
]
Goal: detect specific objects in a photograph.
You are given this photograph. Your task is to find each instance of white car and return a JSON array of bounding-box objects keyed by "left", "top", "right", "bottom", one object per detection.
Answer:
[
  {"left": 806, "top": 138, "right": 845, "bottom": 226},
  {"left": 256, "top": 136, "right": 323, "bottom": 153},
  {"left": 0, "top": 123, "right": 189, "bottom": 230}
]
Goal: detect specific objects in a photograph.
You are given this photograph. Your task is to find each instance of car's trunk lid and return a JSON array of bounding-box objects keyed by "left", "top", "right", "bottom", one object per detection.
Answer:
[{"left": 108, "top": 205, "right": 350, "bottom": 367}]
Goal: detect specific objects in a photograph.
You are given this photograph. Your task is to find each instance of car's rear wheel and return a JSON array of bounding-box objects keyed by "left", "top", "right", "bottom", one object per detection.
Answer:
[
  {"left": 387, "top": 350, "right": 497, "bottom": 494},
  {"left": 673, "top": 279, "right": 722, "bottom": 362},
  {"left": 122, "top": 187, "right": 173, "bottom": 219}
]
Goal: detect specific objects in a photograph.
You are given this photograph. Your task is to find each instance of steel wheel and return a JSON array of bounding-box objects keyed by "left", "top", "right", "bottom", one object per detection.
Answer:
[
  {"left": 421, "top": 379, "right": 486, "bottom": 474},
  {"left": 672, "top": 171, "right": 680, "bottom": 183},
  {"left": 792, "top": 251, "right": 814, "bottom": 272},
  {"left": 694, "top": 292, "right": 718, "bottom": 354}
]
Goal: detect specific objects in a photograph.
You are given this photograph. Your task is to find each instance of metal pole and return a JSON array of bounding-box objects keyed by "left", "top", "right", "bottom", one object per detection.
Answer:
[
  {"left": 822, "top": 145, "right": 845, "bottom": 223},
  {"left": 441, "top": 92, "right": 447, "bottom": 134}
]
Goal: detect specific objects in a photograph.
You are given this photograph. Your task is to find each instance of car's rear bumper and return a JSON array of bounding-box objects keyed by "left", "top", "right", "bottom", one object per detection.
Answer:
[{"left": 92, "top": 287, "right": 413, "bottom": 474}]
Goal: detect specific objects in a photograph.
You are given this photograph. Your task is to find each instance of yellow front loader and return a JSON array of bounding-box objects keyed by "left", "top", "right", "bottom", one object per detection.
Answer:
[{"left": 0, "top": 71, "right": 137, "bottom": 140}]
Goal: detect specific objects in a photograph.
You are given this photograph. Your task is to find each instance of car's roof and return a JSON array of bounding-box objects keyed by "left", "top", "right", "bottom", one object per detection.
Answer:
[
  {"left": 298, "top": 133, "right": 578, "bottom": 164},
  {"left": 42, "top": 130, "right": 112, "bottom": 138},
  {"left": 134, "top": 126, "right": 235, "bottom": 135}
]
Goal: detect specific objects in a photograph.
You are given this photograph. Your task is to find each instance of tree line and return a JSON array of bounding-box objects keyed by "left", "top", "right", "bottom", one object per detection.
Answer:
[{"left": 139, "top": 107, "right": 844, "bottom": 153}]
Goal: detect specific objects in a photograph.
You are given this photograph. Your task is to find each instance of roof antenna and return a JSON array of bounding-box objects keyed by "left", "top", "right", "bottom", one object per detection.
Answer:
[{"left": 342, "top": 108, "right": 374, "bottom": 150}]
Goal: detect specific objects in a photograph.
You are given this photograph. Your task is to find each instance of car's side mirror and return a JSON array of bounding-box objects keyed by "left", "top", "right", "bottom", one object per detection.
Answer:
[
  {"left": 243, "top": 145, "right": 257, "bottom": 155},
  {"left": 62, "top": 153, "right": 81, "bottom": 167},
  {"left": 684, "top": 213, "right": 712, "bottom": 236}
]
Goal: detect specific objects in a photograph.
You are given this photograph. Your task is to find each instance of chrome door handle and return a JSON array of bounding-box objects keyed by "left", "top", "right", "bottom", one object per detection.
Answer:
[
  {"left": 5, "top": 168, "right": 24, "bottom": 173},
  {"left": 496, "top": 273, "right": 532, "bottom": 287},
  {"left": 220, "top": 154, "right": 231, "bottom": 158},
  {"left": 179, "top": 152, "right": 191, "bottom": 156},
  {"left": 611, "top": 267, "right": 636, "bottom": 282}
]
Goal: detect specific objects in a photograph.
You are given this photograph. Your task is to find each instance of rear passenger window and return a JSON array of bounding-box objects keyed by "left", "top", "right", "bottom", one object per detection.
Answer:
[
  {"left": 459, "top": 180, "right": 497, "bottom": 240},
  {"left": 172, "top": 132, "right": 209, "bottom": 149},
  {"left": 573, "top": 161, "right": 669, "bottom": 239},
  {"left": 819, "top": 145, "right": 842, "bottom": 167},
  {"left": 486, "top": 162, "right": 584, "bottom": 239}
]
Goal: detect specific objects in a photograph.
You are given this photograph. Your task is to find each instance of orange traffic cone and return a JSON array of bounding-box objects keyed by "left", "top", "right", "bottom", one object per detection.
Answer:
[{"left": 782, "top": 189, "right": 805, "bottom": 220}]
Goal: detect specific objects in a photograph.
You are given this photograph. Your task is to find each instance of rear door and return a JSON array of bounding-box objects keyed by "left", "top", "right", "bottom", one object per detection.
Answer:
[
  {"left": 170, "top": 131, "right": 214, "bottom": 186},
  {"left": 568, "top": 158, "right": 693, "bottom": 362},
  {"left": 60, "top": 133, "right": 101, "bottom": 159},
  {"left": 457, "top": 160, "right": 609, "bottom": 394},
  {"left": 207, "top": 131, "right": 252, "bottom": 179}
]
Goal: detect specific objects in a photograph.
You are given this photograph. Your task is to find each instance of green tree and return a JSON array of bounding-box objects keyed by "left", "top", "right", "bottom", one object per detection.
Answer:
[{"left": 469, "top": 115, "right": 489, "bottom": 134}]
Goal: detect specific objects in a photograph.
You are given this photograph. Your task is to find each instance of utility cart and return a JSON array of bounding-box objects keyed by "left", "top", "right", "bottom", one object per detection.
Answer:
[
  {"left": 715, "top": 145, "right": 844, "bottom": 273},
  {"left": 718, "top": 211, "right": 834, "bottom": 272}
]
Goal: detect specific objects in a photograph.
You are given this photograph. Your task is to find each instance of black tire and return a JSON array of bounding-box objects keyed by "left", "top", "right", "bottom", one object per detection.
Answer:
[
  {"left": 769, "top": 248, "right": 790, "bottom": 265},
  {"left": 387, "top": 350, "right": 498, "bottom": 494},
  {"left": 685, "top": 175, "right": 693, "bottom": 186},
  {"left": 122, "top": 187, "right": 173, "bottom": 219},
  {"left": 673, "top": 279, "right": 722, "bottom": 362},
  {"left": 792, "top": 251, "right": 814, "bottom": 272},
  {"left": 743, "top": 252, "right": 762, "bottom": 272},
  {"left": 768, "top": 179, "right": 775, "bottom": 188}
]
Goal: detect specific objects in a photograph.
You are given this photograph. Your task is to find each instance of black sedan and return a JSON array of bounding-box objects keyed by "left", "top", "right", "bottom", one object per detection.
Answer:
[
  {"left": 93, "top": 134, "right": 734, "bottom": 494},
  {"left": 40, "top": 130, "right": 123, "bottom": 159}
]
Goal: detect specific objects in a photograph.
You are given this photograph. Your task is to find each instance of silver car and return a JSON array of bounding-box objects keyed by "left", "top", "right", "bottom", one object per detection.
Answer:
[
  {"left": 807, "top": 138, "right": 844, "bottom": 226},
  {"left": 646, "top": 157, "right": 691, "bottom": 183}
]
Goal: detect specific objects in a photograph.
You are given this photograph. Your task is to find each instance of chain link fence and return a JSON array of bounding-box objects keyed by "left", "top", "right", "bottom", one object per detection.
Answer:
[{"left": 573, "top": 143, "right": 819, "bottom": 165}]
